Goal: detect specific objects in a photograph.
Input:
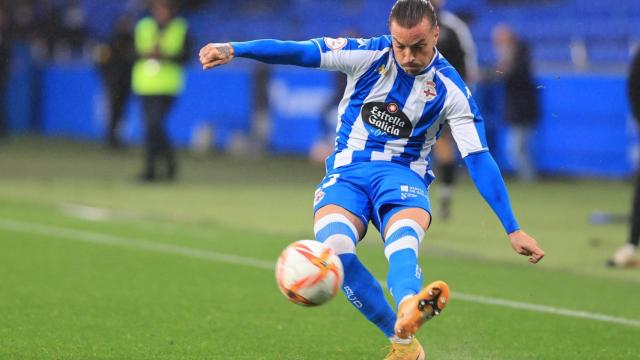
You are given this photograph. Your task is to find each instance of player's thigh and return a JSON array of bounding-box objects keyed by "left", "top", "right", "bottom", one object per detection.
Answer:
[
  {"left": 313, "top": 169, "right": 371, "bottom": 240},
  {"left": 370, "top": 163, "right": 432, "bottom": 234},
  {"left": 314, "top": 204, "right": 367, "bottom": 239}
]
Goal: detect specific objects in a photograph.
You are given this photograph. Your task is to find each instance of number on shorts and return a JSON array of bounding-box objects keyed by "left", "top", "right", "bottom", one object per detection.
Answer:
[{"left": 322, "top": 174, "right": 340, "bottom": 189}]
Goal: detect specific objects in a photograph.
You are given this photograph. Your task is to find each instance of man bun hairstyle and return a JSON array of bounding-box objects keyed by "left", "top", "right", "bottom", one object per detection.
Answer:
[{"left": 389, "top": 0, "right": 438, "bottom": 29}]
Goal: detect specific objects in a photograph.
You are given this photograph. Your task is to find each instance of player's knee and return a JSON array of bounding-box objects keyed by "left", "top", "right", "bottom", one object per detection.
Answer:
[
  {"left": 314, "top": 213, "right": 359, "bottom": 256},
  {"left": 384, "top": 209, "right": 430, "bottom": 237},
  {"left": 384, "top": 219, "right": 425, "bottom": 260}
]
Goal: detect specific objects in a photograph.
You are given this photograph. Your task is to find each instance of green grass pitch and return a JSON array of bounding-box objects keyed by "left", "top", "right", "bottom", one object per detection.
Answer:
[{"left": 0, "top": 138, "right": 638, "bottom": 359}]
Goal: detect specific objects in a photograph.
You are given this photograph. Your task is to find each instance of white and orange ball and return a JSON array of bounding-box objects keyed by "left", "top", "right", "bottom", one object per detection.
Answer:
[{"left": 275, "top": 240, "right": 344, "bottom": 306}]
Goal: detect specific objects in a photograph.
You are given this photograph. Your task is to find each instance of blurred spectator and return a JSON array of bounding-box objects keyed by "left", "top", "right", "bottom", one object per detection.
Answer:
[
  {"left": 56, "top": 0, "right": 88, "bottom": 60},
  {"left": 95, "top": 15, "right": 136, "bottom": 149},
  {"left": 252, "top": 63, "right": 272, "bottom": 152},
  {"left": 431, "top": 0, "right": 479, "bottom": 220},
  {"left": 132, "top": 0, "right": 189, "bottom": 182},
  {"left": 0, "top": 5, "right": 9, "bottom": 139},
  {"left": 607, "top": 48, "right": 640, "bottom": 267},
  {"left": 11, "top": 1, "right": 45, "bottom": 60},
  {"left": 492, "top": 24, "right": 539, "bottom": 182}
]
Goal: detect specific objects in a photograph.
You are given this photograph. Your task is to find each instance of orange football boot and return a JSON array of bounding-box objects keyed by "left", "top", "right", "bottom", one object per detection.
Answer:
[{"left": 394, "top": 280, "right": 450, "bottom": 339}]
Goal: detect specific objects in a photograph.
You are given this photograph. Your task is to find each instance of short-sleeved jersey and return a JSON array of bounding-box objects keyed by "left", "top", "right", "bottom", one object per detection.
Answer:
[{"left": 311, "top": 36, "right": 488, "bottom": 184}]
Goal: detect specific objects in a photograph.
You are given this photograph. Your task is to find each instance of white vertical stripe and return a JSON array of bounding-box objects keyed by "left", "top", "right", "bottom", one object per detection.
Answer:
[
  {"left": 409, "top": 139, "right": 434, "bottom": 178},
  {"left": 437, "top": 71, "right": 486, "bottom": 157},
  {"left": 385, "top": 219, "right": 425, "bottom": 243},
  {"left": 405, "top": 69, "right": 435, "bottom": 127},
  {"left": 371, "top": 151, "right": 393, "bottom": 161},
  {"left": 347, "top": 58, "right": 398, "bottom": 151},
  {"left": 333, "top": 150, "right": 353, "bottom": 168},
  {"left": 384, "top": 236, "right": 419, "bottom": 259},
  {"left": 335, "top": 75, "right": 358, "bottom": 137}
]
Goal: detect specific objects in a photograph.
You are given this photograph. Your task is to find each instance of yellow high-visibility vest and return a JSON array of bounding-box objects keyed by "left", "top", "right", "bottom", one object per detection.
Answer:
[{"left": 132, "top": 16, "right": 188, "bottom": 95}]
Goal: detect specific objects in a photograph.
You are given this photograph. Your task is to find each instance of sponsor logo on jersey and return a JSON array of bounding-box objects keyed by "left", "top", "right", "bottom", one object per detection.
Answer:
[
  {"left": 324, "top": 37, "right": 348, "bottom": 51},
  {"left": 423, "top": 80, "right": 437, "bottom": 101},
  {"left": 361, "top": 102, "right": 413, "bottom": 138}
]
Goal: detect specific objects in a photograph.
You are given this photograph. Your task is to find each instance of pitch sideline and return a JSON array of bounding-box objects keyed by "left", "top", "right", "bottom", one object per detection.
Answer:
[{"left": 1, "top": 218, "right": 638, "bottom": 328}]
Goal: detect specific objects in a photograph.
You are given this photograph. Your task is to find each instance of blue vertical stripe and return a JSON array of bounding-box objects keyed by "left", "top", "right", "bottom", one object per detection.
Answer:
[{"left": 335, "top": 51, "right": 391, "bottom": 152}]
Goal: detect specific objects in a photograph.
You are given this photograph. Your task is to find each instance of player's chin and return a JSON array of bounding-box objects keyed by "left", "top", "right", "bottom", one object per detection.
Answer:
[{"left": 404, "top": 67, "right": 421, "bottom": 75}]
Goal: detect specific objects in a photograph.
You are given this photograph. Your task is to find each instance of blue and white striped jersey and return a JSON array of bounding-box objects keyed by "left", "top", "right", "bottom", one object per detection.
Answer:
[{"left": 311, "top": 36, "right": 488, "bottom": 183}]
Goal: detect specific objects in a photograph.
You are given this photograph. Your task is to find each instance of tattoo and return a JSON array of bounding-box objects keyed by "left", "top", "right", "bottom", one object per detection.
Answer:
[{"left": 215, "top": 45, "right": 231, "bottom": 58}]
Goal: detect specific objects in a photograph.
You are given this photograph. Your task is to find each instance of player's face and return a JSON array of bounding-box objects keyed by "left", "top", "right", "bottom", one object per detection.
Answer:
[{"left": 390, "top": 18, "right": 440, "bottom": 75}]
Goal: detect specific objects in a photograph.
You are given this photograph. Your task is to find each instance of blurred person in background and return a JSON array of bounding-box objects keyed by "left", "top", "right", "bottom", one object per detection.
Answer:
[
  {"left": 0, "top": 5, "right": 11, "bottom": 139},
  {"left": 431, "top": 0, "right": 478, "bottom": 219},
  {"left": 95, "top": 15, "right": 136, "bottom": 149},
  {"left": 132, "top": 0, "right": 189, "bottom": 182},
  {"left": 492, "top": 24, "right": 539, "bottom": 182},
  {"left": 607, "top": 48, "right": 640, "bottom": 267},
  {"left": 56, "top": 0, "right": 88, "bottom": 60}
]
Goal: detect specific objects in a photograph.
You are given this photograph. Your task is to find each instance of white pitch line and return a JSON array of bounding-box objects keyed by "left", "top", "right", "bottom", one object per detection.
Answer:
[
  {"left": 0, "top": 218, "right": 274, "bottom": 270},
  {"left": 454, "top": 292, "right": 640, "bottom": 328},
  {"left": 1, "top": 218, "right": 639, "bottom": 329}
]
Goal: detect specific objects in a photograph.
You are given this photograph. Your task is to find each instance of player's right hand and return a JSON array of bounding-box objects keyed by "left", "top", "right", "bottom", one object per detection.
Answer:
[{"left": 199, "top": 43, "right": 234, "bottom": 70}]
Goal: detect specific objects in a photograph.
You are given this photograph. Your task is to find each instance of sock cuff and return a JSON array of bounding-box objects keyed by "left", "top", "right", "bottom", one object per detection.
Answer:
[
  {"left": 314, "top": 213, "right": 359, "bottom": 240},
  {"left": 385, "top": 219, "right": 425, "bottom": 243},
  {"left": 323, "top": 234, "right": 356, "bottom": 255}
]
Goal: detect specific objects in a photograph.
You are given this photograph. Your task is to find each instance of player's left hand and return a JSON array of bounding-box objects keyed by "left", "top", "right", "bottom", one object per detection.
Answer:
[{"left": 508, "top": 230, "right": 544, "bottom": 264}]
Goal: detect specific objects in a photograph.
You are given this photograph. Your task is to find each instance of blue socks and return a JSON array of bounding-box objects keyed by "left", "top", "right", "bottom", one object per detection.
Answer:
[
  {"left": 384, "top": 219, "right": 425, "bottom": 309},
  {"left": 314, "top": 214, "right": 397, "bottom": 337}
]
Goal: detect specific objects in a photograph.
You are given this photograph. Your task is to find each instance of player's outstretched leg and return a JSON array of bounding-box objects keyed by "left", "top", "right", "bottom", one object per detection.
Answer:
[
  {"left": 395, "top": 280, "right": 450, "bottom": 339},
  {"left": 314, "top": 213, "right": 397, "bottom": 338},
  {"left": 383, "top": 210, "right": 450, "bottom": 339}
]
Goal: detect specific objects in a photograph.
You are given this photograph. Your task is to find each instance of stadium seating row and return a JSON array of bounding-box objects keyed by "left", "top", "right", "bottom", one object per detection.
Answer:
[{"left": 80, "top": 0, "right": 638, "bottom": 69}]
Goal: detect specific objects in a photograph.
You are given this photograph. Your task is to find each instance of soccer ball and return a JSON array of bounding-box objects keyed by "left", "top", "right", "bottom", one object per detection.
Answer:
[{"left": 275, "top": 240, "right": 344, "bottom": 306}]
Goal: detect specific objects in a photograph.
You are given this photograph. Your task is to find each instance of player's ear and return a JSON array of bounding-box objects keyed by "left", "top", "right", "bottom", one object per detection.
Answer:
[{"left": 432, "top": 25, "right": 440, "bottom": 43}]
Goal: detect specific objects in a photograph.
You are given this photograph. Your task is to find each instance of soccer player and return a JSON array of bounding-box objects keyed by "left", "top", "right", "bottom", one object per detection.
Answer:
[
  {"left": 199, "top": 1, "right": 545, "bottom": 358},
  {"left": 607, "top": 48, "right": 640, "bottom": 267}
]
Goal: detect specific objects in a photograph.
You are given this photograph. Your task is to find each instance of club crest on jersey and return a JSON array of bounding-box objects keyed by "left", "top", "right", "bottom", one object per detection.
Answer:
[
  {"left": 423, "top": 80, "right": 437, "bottom": 101},
  {"left": 324, "top": 37, "right": 348, "bottom": 51},
  {"left": 361, "top": 102, "right": 413, "bottom": 138},
  {"left": 313, "top": 189, "right": 325, "bottom": 206}
]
